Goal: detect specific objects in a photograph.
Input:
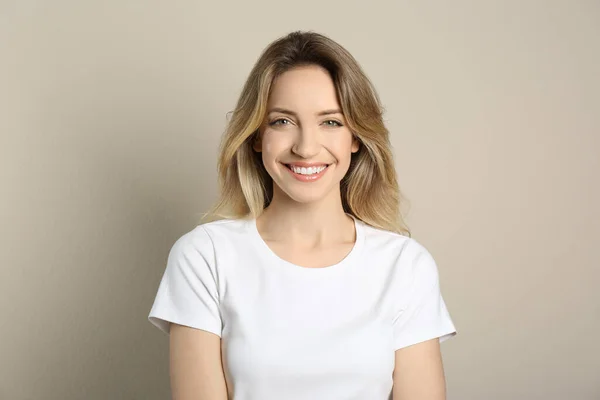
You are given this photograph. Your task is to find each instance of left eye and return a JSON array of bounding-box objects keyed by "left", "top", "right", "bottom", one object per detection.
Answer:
[{"left": 324, "top": 120, "right": 342, "bottom": 127}]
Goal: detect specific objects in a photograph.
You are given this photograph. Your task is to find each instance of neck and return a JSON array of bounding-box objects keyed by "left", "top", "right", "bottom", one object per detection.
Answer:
[{"left": 257, "top": 186, "right": 354, "bottom": 247}]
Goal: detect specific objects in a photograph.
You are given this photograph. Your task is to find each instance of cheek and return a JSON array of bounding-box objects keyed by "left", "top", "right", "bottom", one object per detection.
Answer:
[
  {"left": 261, "top": 137, "right": 276, "bottom": 159},
  {"left": 326, "top": 134, "right": 355, "bottom": 161},
  {"left": 261, "top": 132, "right": 289, "bottom": 159}
]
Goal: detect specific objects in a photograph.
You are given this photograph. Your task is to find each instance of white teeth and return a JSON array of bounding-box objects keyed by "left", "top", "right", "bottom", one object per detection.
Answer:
[{"left": 290, "top": 165, "right": 327, "bottom": 175}]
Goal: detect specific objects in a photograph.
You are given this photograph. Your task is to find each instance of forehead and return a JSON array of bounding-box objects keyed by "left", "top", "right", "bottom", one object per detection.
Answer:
[{"left": 267, "top": 65, "right": 340, "bottom": 110}]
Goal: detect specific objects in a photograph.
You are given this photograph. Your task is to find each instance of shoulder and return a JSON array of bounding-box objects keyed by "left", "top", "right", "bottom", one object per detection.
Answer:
[
  {"left": 198, "top": 218, "right": 251, "bottom": 244},
  {"left": 361, "top": 222, "right": 432, "bottom": 260},
  {"left": 360, "top": 222, "right": 439, "bottom": 281},
  {"left": 164, "top": 219, "right": 247, "bottom": 278},
  {"left": 170, "top": 218, "right": 249, "bottom": 256}
]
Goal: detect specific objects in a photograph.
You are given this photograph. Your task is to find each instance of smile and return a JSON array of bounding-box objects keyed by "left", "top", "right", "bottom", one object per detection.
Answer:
[{"left": 283, "top": 163, "right": 330, "bottom": 182}]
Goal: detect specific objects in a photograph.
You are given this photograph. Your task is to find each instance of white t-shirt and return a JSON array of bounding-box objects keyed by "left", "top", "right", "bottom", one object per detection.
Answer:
[{"left": 148, "top": 215, "right": 456, "bottom": 399}]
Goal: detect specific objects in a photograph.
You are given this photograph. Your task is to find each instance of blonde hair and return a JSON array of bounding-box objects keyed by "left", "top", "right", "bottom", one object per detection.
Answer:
[{"left": 202, "top": 30, "right": 410, "bottom": 236}]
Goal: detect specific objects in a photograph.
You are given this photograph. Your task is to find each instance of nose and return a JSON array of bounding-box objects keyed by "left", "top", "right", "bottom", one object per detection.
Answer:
[{"left": 292, "top": 127, "right": 321, "bottom": 159}]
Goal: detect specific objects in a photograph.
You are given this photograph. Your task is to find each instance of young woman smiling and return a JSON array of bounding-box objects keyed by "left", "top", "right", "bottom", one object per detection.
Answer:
[{"left": 149, "top": 31, "right": 457, "bottom": 400}]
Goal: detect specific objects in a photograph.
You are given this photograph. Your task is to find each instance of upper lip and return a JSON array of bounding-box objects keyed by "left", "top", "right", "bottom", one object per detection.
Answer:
[{"left": 284, "top": 162, "right": 330, "bottom": 167}]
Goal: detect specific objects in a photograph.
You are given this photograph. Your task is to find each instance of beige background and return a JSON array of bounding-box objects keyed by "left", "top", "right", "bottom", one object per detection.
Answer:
[{"left": 1, "top": 1, "right": 599, "bottom": 399}]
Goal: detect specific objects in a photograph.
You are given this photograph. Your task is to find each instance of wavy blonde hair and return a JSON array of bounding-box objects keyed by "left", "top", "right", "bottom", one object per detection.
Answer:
[{"left": 202, "top": 30, "right": 410, "bottom": 236}]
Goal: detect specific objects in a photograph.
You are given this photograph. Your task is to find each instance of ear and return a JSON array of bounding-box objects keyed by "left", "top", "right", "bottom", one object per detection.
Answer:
[
  {"left": 252, "top": 130, "right": 262, "bottom": 152},
  {"left": 351, "top": 135, "right": 360, "bottom": 153}
]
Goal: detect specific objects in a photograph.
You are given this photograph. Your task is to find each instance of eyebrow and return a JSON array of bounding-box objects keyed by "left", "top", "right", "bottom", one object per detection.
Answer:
[{"left": 267, "top": 107, "right": 343, "bottom": 117}]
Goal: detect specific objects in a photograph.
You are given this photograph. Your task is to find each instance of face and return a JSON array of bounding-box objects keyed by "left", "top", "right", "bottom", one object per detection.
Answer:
[{"left": 254, "top": 65, "right": 360, "bottom": 205}]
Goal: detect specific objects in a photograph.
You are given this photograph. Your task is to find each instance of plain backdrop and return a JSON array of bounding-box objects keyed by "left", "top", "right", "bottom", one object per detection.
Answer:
[{"left": 1, "top": 1, "right": 599, "bottom": 399}]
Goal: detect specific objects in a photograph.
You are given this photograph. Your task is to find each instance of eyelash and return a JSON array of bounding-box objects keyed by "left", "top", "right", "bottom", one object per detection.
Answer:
[{"left": 269, "top": 118, "right": 343, "bottom": 127}]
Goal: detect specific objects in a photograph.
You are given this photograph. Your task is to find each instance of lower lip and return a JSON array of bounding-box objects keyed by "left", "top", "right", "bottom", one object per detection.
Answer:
[{"left": 284, "top": 164, "right": 329, "bottom": 182}]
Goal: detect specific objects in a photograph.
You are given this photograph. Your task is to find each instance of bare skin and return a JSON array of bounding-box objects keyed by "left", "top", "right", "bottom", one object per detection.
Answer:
[
  {"left": 169, "top": 325, "right": 227, "bottom": 400},
  {"left": 393, "top": 338, "right": 447, "bottom": 400}
]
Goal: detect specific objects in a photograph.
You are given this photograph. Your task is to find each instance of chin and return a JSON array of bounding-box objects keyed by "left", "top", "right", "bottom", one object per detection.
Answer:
[
  {"left": 281, "top": 188, "right": 326, "bottom": 204},
  {"left": 269, "top": 182, "right": 329, "bottom": 204}
]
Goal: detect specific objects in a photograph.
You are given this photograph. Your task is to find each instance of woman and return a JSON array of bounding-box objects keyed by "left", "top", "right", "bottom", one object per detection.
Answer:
[{"left": 149, "top": 30, "right": 457, "bottom": 400}]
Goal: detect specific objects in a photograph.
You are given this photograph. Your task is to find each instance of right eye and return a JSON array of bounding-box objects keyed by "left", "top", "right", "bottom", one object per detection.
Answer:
[{"left": 270, "top": 118, "right": 291, "bottom": 126}]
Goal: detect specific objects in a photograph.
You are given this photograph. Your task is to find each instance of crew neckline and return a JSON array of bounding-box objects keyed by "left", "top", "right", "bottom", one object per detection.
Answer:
[{"left": 248, "top": 213, "right": 365, "bottom": 273}]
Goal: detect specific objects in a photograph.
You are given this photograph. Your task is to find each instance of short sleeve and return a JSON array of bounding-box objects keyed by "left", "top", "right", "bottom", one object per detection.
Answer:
[
  {"left": 148, "top": 226, "right": 222, "bottom": 337},
  {"left": 392, "top": 239, "right": 456, "bottom": 350}
]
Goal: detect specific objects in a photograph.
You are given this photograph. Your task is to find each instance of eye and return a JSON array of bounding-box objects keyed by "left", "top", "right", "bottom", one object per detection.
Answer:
[
  {"left": 323, "top": 120, "right": 343, "bottom": 127},
  {"left": 270, "top": 118, "right": 291, "bottom": 126}
]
